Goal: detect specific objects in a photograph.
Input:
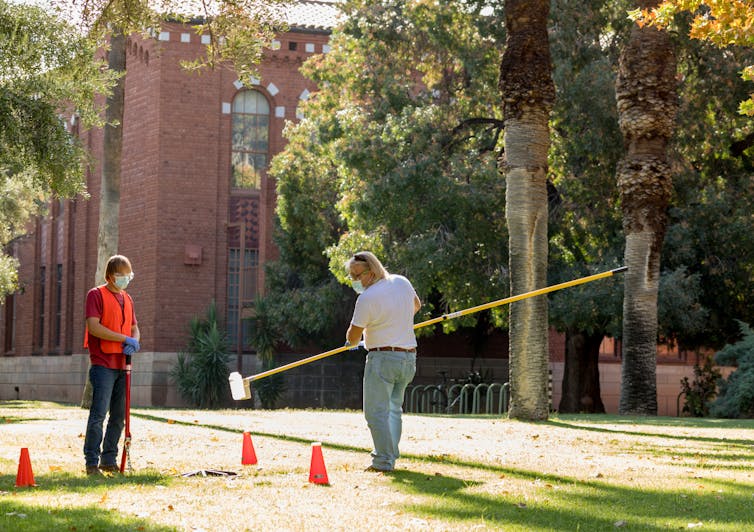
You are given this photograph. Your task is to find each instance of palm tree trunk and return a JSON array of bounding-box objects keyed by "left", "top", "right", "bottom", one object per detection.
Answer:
[
  {"left": 81, "top": 31, "right": 127, "bottom": 408},
  {"left": 615, "top": 2, "right": 677, "bottom": 415},
  {"left": 500, "top": 0, "right": 555, "bottom": 421}
]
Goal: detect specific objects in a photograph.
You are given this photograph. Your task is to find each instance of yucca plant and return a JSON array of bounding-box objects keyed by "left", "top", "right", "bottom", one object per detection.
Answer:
[
  {"left": 171, "top": 302, "right": 231, "bottom": 408},
  {"left": 251, "top": 297, "right": 285, "bottom": 409}
]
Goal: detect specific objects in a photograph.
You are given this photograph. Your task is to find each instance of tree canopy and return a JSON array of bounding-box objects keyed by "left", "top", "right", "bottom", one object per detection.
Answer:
[
  {"left": 258, "top": 0, "right": 754, "bottom": 363},
  {"left": 0, "top": 0, "right": 116, "bottom": 297},
  {"left": 633, "top": 0, "right": 754, "bottom": 115},
  {"left": 260, "top": 0, "right": 508, "bottom": 351}
]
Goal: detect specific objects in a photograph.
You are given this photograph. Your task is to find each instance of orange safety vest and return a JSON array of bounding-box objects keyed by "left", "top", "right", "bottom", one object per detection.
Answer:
[{"left": 84, "top": 286, "right": 134, "bottom": 353}]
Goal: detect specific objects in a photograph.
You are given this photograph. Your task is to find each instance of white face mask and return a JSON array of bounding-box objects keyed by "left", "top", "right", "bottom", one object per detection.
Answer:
[{"left": 351, "top": 279, "right": 365, "bottom": 294}]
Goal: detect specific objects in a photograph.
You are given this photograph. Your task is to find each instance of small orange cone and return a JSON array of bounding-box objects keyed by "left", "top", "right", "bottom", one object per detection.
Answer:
[
  {"left": 15, "top": 448, "right": 36, "bottom": 487},
  {"left": 308, "top": 442, "right": 329, "bottom": 485},
  {"left": 241, "top": 431, "right": 258, "bottom": 465}
]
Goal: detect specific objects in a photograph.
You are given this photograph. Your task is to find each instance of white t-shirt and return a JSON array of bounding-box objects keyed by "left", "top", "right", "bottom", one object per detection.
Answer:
[{"left": 350, "top": 274, "right": 418, "bottom": 349}]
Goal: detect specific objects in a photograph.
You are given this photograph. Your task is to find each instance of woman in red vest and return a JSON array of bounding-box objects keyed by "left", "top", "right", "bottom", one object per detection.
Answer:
[{"left": 83, "top": 255, "right": 140, "bottom": 476}]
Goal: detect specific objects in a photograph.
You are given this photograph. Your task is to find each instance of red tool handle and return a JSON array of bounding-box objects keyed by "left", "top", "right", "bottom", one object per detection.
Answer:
[{"left": 120, "top": 355, "right": 132, "bottom": 473}]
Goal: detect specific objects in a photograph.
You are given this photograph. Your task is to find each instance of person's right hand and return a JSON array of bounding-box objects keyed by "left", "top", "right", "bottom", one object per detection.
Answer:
[
  {"left": 123, "top": 344, "right": 136, "bottom": 356},
  {"left": 123, "top": 336, "right": 140, "bottom": 353}
]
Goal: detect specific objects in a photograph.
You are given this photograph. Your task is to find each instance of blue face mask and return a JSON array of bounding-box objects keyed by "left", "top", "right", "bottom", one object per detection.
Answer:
[
  {"left": 114, "top": 273, "right": 133, "bottom": 290},
  {"left": 351, "top": 279, "right": 365, "bottom": 294}
]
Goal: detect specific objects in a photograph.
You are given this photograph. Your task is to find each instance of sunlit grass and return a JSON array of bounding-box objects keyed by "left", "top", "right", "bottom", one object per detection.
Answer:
[{"left": 2, "top": 401, "right": 754, "bottom": 531}]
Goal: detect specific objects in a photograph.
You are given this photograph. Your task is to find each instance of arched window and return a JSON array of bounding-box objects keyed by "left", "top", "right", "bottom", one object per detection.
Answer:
[{"left": 231, "top": 90, "right": 270, "bottom": 190}]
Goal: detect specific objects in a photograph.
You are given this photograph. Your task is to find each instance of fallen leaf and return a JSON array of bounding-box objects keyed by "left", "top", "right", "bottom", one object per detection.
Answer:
[
  {"left": 49, "top": 465, "right": 63, "bottom": 472},
  {"left": 167, "top": 505, "right": 174, "bottom": 511},
  {"left": 167, "top": 419, "right": 176, "bottom": 424}
]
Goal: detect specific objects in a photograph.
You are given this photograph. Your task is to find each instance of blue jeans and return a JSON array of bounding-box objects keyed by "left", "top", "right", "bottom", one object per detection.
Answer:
[
  {"left": 363, "top": 350, "right": 416, "bottom": 470},
  {"left": 83, "top": 365, "right": 126, "bottom": 467}
]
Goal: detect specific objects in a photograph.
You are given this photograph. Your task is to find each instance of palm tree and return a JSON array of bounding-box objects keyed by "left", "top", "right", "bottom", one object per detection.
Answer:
[
  {"left": 499, "top": 0, "right": 555, "bottom": 420},
  {"left": 615, "top": 0, "right": 677, "bottom": 415}
]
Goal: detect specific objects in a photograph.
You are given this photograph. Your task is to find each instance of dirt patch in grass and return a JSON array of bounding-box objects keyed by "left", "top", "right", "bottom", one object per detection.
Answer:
[{"left": 2, "top": 401, "right": 754, "bottom": 531}]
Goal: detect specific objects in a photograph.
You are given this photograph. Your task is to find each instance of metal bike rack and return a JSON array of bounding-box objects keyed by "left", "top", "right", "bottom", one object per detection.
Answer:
[
  {"left": 446, "top": 384, "right": 464, "bottom": 414},
  {"left": 405, "top": 382, "right": 510, "bottom": 415}
]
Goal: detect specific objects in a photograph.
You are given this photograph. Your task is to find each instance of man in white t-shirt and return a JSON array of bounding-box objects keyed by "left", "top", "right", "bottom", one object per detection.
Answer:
[{"left": 345, "top": 251, "right": 421, "bottom": 472}]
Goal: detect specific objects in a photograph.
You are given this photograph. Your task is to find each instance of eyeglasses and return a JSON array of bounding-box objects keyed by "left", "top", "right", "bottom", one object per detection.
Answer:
[
  {"left": 115, "top": 272, "right": 134, "bottom": 281},
  {"left": 349, "top": 269, "right": 370, "bottom": 281}
]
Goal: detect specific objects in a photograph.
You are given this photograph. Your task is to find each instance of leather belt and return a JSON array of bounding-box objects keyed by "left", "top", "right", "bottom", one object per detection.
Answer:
[{"left": 370, "top": 346, "right": 416, "bottom": 353}]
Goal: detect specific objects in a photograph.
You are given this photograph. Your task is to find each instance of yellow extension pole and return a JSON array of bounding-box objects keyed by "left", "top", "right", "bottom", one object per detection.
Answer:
[{"left": 229, "top": 266, "right": 627, "bottom": 396}]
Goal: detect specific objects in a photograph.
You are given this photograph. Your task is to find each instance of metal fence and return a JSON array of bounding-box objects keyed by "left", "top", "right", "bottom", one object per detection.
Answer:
[{"left": 404, "top": 382, "right": 511, "bottom": 415}]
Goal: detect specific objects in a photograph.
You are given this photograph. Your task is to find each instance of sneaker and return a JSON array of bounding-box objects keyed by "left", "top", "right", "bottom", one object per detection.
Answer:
[
  {"left": 86, "top": 465, "right": 103, "bottom": 476},
  {"left": 364, "top": 465, "right": 392, "bottom": 473},
  {"left": 99, "top": 464, "right": 120, "bottom": 473}
]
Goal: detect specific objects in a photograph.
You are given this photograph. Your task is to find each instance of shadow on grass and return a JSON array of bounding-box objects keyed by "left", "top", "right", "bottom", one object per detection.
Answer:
[
  {"left": 552, "top": 414, "right": 754, "bottom": 430},
  {"left": 134, "top": 412, "right": 754, "bottom": 478},
  {"left": 544, "top": 418, "right": 754, "bottom": 447},
  {"left": 0, "top": 499, "right": 174, "bottom": 531},
  {"left": 388, "top": 469, "right": 754, "bottom": 530},
  {"left": 0, "top": 416, "right": 54, "bottom": 424},
  {"left": 0, "top": 400, "right": 65, "bottom": 410},
  {"left": 1, "top": 471, "right": 168, "bottom": 493},
  {"left": 630, "top": 445, "right": 754, "bottom": 465}
]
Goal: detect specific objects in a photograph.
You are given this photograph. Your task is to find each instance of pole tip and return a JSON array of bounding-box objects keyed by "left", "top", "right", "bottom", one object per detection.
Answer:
[{"left": 611, "top": 266, "right": 628, "bottom": 274}]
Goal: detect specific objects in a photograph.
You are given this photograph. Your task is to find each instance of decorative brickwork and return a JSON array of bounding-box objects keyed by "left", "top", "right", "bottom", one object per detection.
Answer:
[{"left": 228, "top": 196, "right": 260, "bottom": 249}]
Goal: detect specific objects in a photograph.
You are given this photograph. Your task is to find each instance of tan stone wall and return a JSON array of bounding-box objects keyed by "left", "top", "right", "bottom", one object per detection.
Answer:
[
  {"left": 0, "top": 353, "right": 190, "bottom": 408},
  {"left": 550, "top": 362, "right": 704, "bottom": 417},
  {"left": 0, "top": 352, "right": 732, "bottom": 417}
]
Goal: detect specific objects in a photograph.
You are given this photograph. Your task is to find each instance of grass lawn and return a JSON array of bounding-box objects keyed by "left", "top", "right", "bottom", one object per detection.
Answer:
[{"left": 1, "top": 401, "right": 753, "bottom": 531}]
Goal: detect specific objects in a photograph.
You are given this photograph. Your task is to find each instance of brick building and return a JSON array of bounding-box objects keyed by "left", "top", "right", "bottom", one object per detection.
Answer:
[
  {"left": 0, "top": 1, "right": 699, "bottom": 414},
  {"left": 0, "top": 1, "right": 345, "bottom": 407}
]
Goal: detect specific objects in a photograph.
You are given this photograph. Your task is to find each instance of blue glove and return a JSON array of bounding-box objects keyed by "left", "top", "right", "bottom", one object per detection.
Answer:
[
  {"left": 347, "top": 340, "right": 365, "bottom": 351},
  {"left": 123, "top": 344, "right": 136, "bottom": 356},
  {"left": 123, "top": 336, "right": 140, "bottom": 353}
]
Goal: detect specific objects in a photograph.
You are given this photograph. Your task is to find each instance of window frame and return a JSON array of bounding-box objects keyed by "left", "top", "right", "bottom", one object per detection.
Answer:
[{"left": 230, "top": 89, "right": 271, "bottom": 192}]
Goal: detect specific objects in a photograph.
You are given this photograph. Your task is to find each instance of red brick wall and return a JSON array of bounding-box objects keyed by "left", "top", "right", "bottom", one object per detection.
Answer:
[{"left": 1, "top": 23, "right": 333, "bottom": 359}]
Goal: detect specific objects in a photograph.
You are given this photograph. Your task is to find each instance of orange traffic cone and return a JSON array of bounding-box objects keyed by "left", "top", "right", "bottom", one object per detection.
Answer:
[
  {"left": 241, "top": 431, "right": 258, "bottom": 465},
  {"left": 308, "top": 442, "right": 329, "bottom": 485},
  {"left": 15, "top": 448, "right": 36, "bottom": 487}
]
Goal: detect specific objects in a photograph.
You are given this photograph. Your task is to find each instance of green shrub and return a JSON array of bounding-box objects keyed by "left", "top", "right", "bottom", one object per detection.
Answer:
[
  {"left": 250, "top": 298, "right": 285, "bottom": 409},
  {"left": 253, "top": 366, "right": 286, "bottom": 410},
  {"left": 171, "top": 302, "right": 232, "bottom": 408},
  {"left": 710, "top": 321, "right": 754, "bottom": 418},
  {"left": 679, "top": 356, "right": 721, "bottom": 417}
]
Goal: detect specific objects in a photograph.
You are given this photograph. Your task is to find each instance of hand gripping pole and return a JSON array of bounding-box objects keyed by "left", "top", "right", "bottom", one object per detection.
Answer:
[{"left": 229, "top": 266, "right": 628, "bottom": 400}]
